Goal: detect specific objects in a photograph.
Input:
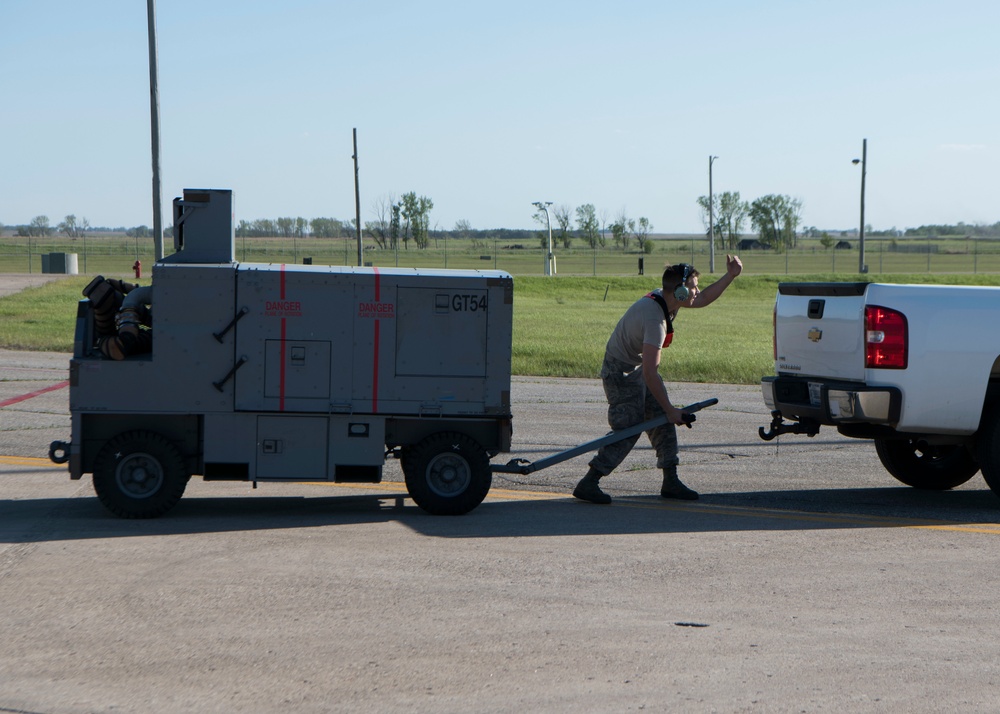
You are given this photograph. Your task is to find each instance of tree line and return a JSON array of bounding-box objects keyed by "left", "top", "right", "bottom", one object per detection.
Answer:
[
  {"left": 9, "top": 207, "right": 1000, "bottom": 247},
  {"left": 3, "top": 214, "right": 155, "bottom": 239},
  {"left": 697, "top": 192, "right": 805, "bottom": 252},
  {"left": 529, "top": 204, "right": 655, "bottom": 254}
]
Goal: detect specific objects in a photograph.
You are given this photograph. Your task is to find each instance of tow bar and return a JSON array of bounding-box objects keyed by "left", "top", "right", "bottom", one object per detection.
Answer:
[{"left": 493, "top": 398, "right": 719, "bottom": 476}]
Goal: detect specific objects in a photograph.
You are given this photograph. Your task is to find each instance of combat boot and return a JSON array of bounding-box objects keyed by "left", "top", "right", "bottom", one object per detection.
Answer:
[
  {"left": 660, "top": 466, "right": 698, "bottom": 500},
  {"left": 573, "top": 468, "right": 612, "bottom": 504}
]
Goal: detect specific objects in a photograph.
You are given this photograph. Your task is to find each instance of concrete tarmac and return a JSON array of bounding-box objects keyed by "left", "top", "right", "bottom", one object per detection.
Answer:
[{"left": 3, "top": 349, "right": 1000, "bottom": 712}]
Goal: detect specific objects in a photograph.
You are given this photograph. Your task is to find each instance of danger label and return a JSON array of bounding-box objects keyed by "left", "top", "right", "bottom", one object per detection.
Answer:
[
  {"left": 358, "top": 301, "right": 395, "bottom": 319},
  {"left": 264, "top": 300, "right": 302, "bottom": 317}
]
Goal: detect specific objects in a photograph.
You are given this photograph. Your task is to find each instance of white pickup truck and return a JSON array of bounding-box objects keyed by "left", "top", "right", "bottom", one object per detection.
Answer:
[{"left": 760, "top": 281, "right": 1000, "bottom": 497}]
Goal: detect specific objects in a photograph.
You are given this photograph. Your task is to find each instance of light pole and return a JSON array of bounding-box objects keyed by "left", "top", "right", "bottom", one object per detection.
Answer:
[
  {"left": 146, "top": 0, "right": 164, "bottom": 260},
  {"left": 852, "top": 139, "right": 867, "bottom": 274},
  {"left": 708, "top": 155, "right": 718, "bottom": 273},
  {"left": 532, "top": 201, "right": 555, "bottom": 276}
]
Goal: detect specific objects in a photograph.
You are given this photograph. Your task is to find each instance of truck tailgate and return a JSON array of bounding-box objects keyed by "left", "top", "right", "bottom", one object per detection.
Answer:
[{"left": 775, "top": 283, "right": 868, "bottom": 381}]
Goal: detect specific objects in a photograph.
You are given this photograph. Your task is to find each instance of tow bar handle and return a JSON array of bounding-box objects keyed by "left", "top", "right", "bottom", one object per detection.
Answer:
[{"left": 493, "top": 397, "right": 719, "bottom": 475}]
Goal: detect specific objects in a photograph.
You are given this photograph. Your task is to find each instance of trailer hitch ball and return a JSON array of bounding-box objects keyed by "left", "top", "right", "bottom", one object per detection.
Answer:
[{"left": 49, "top": 440, "right": 70, "bottom": 464}]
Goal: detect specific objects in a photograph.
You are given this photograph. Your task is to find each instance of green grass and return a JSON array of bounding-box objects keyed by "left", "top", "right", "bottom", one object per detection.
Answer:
[
  {"left": 0, "top": 277, "right": 95, "bottom": 351},
  {"left": 5, "top": 272, "right": 1000, "bottom": 383}
]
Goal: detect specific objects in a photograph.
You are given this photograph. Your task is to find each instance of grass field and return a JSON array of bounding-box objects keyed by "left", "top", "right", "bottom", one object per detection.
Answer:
[{"left": 4, "top": 271, "right": 1000, "bottom": 384}]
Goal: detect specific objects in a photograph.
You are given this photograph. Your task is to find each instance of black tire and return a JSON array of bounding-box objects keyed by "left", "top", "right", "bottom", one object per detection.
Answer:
[
  {"left": 92, "top": 430, "right": 188, "bottom": 518},
  {"left": 976, "top": 405, "right": 1000, "bottom": 497},
  {"left": 874, "top": 438, "right": 979, "bottom": 490},
  {"left": 403, "top": 432, "right": 491, "bottom": 515}
]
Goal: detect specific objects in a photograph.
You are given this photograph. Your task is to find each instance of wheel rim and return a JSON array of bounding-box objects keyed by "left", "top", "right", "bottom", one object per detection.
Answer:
[
  {"left": 425, "top": 452, "right": 471, "bottom": 497},
  {"left": 115, "top": 452, "right": 165, "bottom": 499}
]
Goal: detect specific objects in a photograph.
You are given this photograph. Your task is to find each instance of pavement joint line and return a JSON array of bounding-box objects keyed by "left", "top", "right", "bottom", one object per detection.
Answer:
[{"left": 8, "top": 455, "right": 1000, "bottom": 534}]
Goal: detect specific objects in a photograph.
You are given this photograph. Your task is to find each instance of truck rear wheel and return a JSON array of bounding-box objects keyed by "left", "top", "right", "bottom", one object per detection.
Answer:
[
  {"left": 976, "top": 407, "right": 1000, "bottom": 497},
  {"left": 92, "top": 430, "right": 188, "bottom": 518},
  {"left": 874, "top": 438, "right": 979, "bottom": 490},
  {"left": 403, "top": 432, "right": 491, "bottom": 515}
]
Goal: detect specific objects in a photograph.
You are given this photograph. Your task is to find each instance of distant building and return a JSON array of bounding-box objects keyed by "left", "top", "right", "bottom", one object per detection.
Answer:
[
  {"left": 738, "top": 238, "right": 770, "bottom": 250},
  {"left": 835, "top": 240, "right": 852, "bottom": 250}
]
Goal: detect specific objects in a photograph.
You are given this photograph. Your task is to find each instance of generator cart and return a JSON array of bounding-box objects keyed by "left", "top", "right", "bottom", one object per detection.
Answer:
[{"left": 49, "top": 189, "right": 514, "bottom": 517}]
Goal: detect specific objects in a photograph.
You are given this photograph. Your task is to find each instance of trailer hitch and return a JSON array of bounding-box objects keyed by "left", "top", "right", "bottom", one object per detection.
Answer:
[
  {"left": 493, "top": 398, "right": 719, "bottom": 476},
  {"left": 758, "top": 410, "right": 820, "bottom": 441}
]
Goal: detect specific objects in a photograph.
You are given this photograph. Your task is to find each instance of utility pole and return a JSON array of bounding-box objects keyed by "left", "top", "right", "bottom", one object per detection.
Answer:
[
  {"left": 353, "top": 128, "right": 362, "bottom": 267},
  {"left": 708, "top": 155, "right": 718, "bottom": 273},
  {"left": 532, "top": 202, "right": 554, "bottom": 276},
  {"left": 146, "top": 0, "right": 164, "bottom": 260},
  {"left": 853, "top": 139, "right": 867, "bottom": 274}
]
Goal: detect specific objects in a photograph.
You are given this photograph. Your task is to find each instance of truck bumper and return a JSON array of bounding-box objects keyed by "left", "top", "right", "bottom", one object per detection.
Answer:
[{"left": 762, "top": 376, "right": 901, "bottom": 425}]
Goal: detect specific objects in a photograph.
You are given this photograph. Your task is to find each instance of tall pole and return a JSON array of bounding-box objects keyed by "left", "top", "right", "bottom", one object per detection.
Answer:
[
  {"left": 858, "top": 138, "right": 867, "bottom": 274},
  {"left": 533, "top": 201, "right": 554, "bottom": 276},
  {"left": 146, "top": 0, "right": 164, "bottom": 260},
  {"left": 708, "top": 155, "right": 718, "bottom": 273},
  {"left": 353, "top": 128, "right": 362, "bottom": 267}
]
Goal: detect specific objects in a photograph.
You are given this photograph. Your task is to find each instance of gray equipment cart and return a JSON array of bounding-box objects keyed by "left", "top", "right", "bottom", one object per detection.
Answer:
[{"left": 51, "top": 189, "right": 513, "bottom": 518}]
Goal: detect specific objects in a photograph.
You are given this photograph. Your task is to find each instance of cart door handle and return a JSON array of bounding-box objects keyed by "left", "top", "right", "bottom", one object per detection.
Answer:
[{"left": 213, "top": 356, "right": 248, "bottom": 392}]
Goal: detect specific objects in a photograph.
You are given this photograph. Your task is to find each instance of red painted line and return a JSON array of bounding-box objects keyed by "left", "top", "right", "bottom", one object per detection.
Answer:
[
  {"left": 0, "top": 380, "right": 69, "bottom": 408},
  {"left": 372, "top": 267, "right": 380, "bottom": 413},
  {"left": 279, "top": 264, "right": 286, "bottom": 412}
]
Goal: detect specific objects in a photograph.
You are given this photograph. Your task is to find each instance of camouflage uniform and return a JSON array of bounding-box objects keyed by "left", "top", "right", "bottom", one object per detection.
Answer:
[{"left": 588, "top": 354, "right": 679, "bottom": 476}]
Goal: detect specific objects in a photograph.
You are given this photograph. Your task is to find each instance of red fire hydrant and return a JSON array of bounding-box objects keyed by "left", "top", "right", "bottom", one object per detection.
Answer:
[{"left": 133, "top": 260, "right": 142, "bottom": 279}]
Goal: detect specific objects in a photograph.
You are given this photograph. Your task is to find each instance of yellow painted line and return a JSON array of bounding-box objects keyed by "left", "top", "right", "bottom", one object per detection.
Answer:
[
  {"left": 612, "top": 498, "right": 1000, "bottom": 534},
  {"left": 7, "top": 454, "right": 999, "bottom": 534},
  {"left": 0, "top": 455, "right": 55, "bottom": 467}
]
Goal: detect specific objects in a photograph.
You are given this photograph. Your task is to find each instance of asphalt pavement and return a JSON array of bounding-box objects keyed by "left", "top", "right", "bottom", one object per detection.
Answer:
[{"left": 3, "top": 348, "right": 1000, "bottom": 712}]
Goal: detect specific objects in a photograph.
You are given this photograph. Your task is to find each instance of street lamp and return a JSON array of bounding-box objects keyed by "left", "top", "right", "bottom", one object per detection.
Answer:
[
  {"left": 708, "top": 155, "right": 718, "bottom": 273},
  {"left": 852, "top": 139, "right": 867, "bottom": 274},
  {"left": 532, "top": 201, "right": 555, "bottom": 276}
]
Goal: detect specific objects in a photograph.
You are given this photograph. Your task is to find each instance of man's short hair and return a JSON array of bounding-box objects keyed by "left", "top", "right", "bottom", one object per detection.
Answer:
[{"left": 662, "top": 263, "right": 700, "bottom": 292}]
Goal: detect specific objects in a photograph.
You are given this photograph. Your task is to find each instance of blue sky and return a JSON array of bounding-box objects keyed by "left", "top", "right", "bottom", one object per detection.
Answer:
[{"left": 2, "top": 0, "right": 998, "bottom": 233}]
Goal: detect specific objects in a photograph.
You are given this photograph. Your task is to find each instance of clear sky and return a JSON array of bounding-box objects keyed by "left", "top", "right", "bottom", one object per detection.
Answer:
[{"left": 3, "top": 0, "right": 998, "bottom": 234}]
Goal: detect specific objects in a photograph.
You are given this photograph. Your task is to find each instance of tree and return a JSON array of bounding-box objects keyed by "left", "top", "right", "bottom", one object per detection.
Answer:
[
  {"left": 390, "top": 203, "right": 401, "bottom": 249},
  {"left": 531, "top": 206, "right": 550, "bottom": 249},
  {"left": 29, "top": 215, "right": 50, "bottom": 237},
  {"left": 749, "top": 194, "right": 802, "bottom": 251},
  {"left": 819, "top": 231, "right": 835, "bottom": 249},
  {"left": 310, "top": 217, "right": 343, "bottom": 239},
  {"left": 632, "top": 217, "right": 653, "bottom": 252},
  {"left": 58, "top": 214, "right": 79, "bottom": 238},
  {"left": 717, "top": 192, "right": 749, "bottom": 249},
  {"left": 610, "top": 208, "right": 629, "bottom": 250},
  {"left": 575, "top": 203, "right": 601, "bottom": 248},
  {"left": 275, "top": 217, "right": 295, "bottom": 238},
  {"left": 415, "top": 196, "right": 434, "bottom": 249},
  {"left": 553, "top": 204, "right": 573, "bottom": 248},
  {"left": 400, "top": 192, "right": 418, "bottom": 249},
  {"left": 698, "top": 191, "right": 749, "bottom": 250},
  {"left": 365, "top": 195, "right": 396, "bottom": 249}
]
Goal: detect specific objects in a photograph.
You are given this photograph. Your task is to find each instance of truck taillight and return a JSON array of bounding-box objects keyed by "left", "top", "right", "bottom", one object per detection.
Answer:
[
  {"left": 772, "top": 305, "right": 777, "bottom": 360},
  {"left": 865, "top": 305, "right": 907, "bottom": 369}
]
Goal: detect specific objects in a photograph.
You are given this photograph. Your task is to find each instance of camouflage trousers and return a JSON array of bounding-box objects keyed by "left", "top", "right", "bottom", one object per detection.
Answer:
[{"left": 588, "top": 355, "right": 679, "bottom": 477}]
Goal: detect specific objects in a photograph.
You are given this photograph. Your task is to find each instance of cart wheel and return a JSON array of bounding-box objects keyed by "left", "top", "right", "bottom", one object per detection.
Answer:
[
  {"left": 403, "top": 432, "right": 491, "bottom": 515},
  {"left": 92, "top": 430, "right": 188, "bottom": 518}
]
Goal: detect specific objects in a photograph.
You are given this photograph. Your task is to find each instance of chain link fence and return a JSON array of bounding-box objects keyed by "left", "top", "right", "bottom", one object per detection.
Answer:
[{"left": 3, "top": 234, "right": 1000, "bottom": 276}]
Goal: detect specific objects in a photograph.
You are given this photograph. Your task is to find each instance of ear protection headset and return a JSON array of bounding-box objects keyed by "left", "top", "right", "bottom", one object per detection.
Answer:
[{"left": 673, "top": 264, "right": 693, "bottom": 301}]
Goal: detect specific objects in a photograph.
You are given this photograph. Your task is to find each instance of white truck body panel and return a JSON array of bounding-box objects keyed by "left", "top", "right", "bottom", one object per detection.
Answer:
[{"left": 768, "top": 282, "right": 1000, "bottom": 436}]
